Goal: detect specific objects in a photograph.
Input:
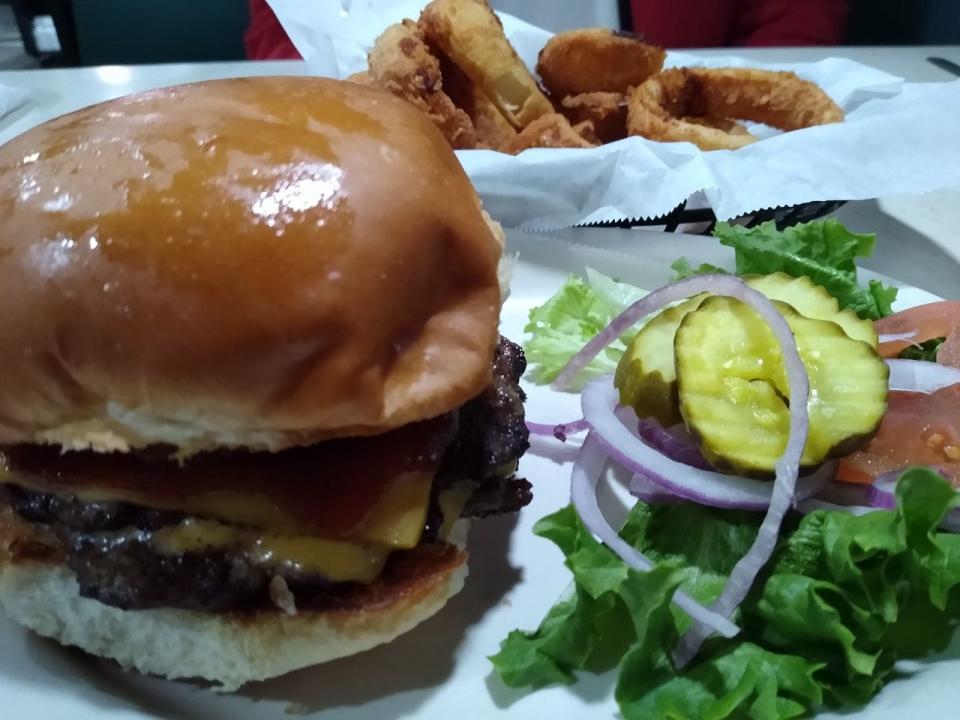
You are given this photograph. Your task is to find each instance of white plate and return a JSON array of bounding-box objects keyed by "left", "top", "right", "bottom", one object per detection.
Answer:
[{"left": 1, "top": 228, "right": 956, "bottom": 719}]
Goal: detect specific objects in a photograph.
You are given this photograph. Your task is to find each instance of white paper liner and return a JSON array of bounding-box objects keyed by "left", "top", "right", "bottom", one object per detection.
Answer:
[{"left": 267, "top": 0, "right": 960, "bottom": 230}]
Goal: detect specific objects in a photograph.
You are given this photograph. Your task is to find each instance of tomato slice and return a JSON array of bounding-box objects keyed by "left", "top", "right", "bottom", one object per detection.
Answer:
[
  {"left": 876, "top": 301, "right": 960, "bottom": 360},
  {"left": 939, "top": 332, "right": 960, "bottom": 368},
  {"left": 836, "top": 384, "right": 960, "bottom": 485}
]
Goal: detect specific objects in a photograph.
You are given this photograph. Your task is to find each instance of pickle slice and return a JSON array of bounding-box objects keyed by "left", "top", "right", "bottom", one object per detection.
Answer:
[
  {"left": 614, "top": 294, "right": 707, "bottom": 425},
  {"left": 615, "top": 272, "right": 879, "bottom": 427},
  {"left": 744, "top": 272, "right": 878, "bottom": 348},
  {"left": 675, "top": 296, "right": 888, "bottom": 474}
]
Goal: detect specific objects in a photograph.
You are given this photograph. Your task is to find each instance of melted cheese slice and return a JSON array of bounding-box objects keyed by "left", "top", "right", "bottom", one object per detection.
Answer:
[
  {"left": 0, "top": 472, "right": 470, "bottom": 584},
  {"left": 152, "top": 519, "right": 390, "bottom": 583},
  {"left": 438, "top": 483, "right": 472, "bottom": 539},
  {"left": 149, "top": 481, "right": 465, "bottom": 585},
  {"left": 0, "top": 460, "right": 462, "bottom": 583},
  {"left": 358, "top": 475, "right": 433, "bottom": 547},
  {"left": 1, "top": 470, "right": 434, "bottom": 550}
]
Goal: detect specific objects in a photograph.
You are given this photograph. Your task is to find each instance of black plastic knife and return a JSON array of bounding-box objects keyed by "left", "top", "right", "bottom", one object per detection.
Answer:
[{"left": 927, "top": 56, "right": 960, "bottom": 77}]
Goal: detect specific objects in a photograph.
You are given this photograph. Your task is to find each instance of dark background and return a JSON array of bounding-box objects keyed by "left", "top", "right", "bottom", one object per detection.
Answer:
[{"left": 9, "top": 0, "right": 960, "bottom": 68}]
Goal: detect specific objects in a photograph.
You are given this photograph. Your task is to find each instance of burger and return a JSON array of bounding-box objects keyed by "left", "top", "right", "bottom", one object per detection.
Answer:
[{"left": 0, "top": 77, "right": 530, "bottom": 689}]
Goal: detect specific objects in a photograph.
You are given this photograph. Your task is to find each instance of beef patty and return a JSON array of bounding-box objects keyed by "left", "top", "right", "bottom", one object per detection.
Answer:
[{"left": 0, "top": 338, "right": 531, "bottom": 613}]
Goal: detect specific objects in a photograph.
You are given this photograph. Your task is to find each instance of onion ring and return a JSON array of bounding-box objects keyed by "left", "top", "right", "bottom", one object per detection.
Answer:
[
  {"left": 675, "top": 296, "right": 809, "bottom": 666},
  {"left": 886, "top": 358, "right": 960, "bottom": 393},
  {"left": 863, "top": 470, "right": 960, "bottom": 531},
  {"left": 571, "top": 120, "right": 600, "bottom": 145},
  {"left": 553, "top": 274, "right": 810, "bottom": 667},
  {"left": 627, "top": 67, "right": 844, "bottom": 151},
  {"left": 368, "top": 20, "right": 477, "bottom": 149},
  {"left": 502, "top": 113, "right": 596, "bottom": 154},
  {"left": 634, "top": 416, "right": 711, "bottom": 470},
  {"left": 525, "top": 418, "right": 588, "bottom": 441},
  {"left": 878, "top": 330, "right": 919, "bottom": 346},
  {"left": 582, "top": 377, "right": 827, "bottom": 511},
  {"left": 433, "top": 43, "right": 518, "bottom": 150},
  {"left": 537, "top": 29, "right": 665, "bottom": 97},
  {"left": 560, "top": 92, "right": 628, "bottom": 144},
  {"left": 570, "top": 432, "right": 740, "bottom": 639},
  {"left": 684, "top": 115, "right": 755, "bottom": 140},
  {"left": 344, "top": 71, "right": 375, "bottom": 86},
  {"left": 419, "top": 0, "right": 553, "bottom": 129}
]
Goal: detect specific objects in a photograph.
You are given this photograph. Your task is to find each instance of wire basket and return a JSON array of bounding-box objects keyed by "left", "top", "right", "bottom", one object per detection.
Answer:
[{"left": 601, "top": 199, "right": 847, "bottom": 235}]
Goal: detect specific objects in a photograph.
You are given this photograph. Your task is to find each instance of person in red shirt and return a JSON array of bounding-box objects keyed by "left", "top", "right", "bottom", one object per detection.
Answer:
[
  {"left": 244, "top": 0, "right": 848, "bottom": 60},
  {"left": 245, "top": 0, "right": 301, "bottom": 60},
  {"left": 630, "top": 0, "right": 847, "bottom": 47}
]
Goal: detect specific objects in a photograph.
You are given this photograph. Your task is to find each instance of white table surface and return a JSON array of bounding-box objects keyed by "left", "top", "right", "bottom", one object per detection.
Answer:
[{"left": 3, "top": 47, "right": 960, "bottom": 297}]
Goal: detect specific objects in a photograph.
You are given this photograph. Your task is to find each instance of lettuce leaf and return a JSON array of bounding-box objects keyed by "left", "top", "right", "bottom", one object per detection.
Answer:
[
  {"left": 712, "top": 220, "right": 897, "bottom": 320},
  {"left": 491, "top": 468, "right": 960, "bottom": 719},
  {"left": 523, "top": 268, "right": 647, "bottom": 385},
  {"left": 899, "top": 338, "right": 945, "bottom": 362},
  {"left": 670, "top": 258, "right": 727, "bottom": 280},
  {"left": 670, "top": 220, "right": 898, "bottom": 319}
]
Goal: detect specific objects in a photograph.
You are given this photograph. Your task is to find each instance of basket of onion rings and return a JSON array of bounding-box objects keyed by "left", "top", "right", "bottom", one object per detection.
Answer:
[
  {"left": 266, "top": 0, "right": 960, "bottom": 232},
  {"left": 335, "top": 0, "right": 851, "bottom": 233},
  {"left": 349, "top": 2, "right": 845, "bottom": 154}
]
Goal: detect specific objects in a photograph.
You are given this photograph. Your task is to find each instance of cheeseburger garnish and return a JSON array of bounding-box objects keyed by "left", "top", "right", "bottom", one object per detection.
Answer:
[{"left": 0, "top": 77, "right": 529, "bottom": 690}]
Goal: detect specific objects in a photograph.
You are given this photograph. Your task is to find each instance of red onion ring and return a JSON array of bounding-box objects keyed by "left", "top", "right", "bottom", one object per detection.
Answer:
[
  {"left": 629, "top": 474, "right": 682, "bottom": 503},
  {"left": 878, "top": 330, "right": 918, "bottom": 345},
  {"left": 634, "top": 417, "right": 712, "bottom": 470},
  {"left": 886, "top": 358, "right": 960, "bottom": 393},
  {"left": 583, "top": 379, "right": 828, "bottom": 511},
  {"left": 867, "top": 472, "right": 899, "bottom": 510},
  {"left": 554, "top": 275, "right": 736, "bottom": 392},
  {"left": 797, "top": 478, "right": 875, "bottom": 516},
  {"left": 570, "top": 432, "right": 740, "bottom": 639},
  {"left": 555, "top": 274, "right": 810, "bottom": 667},
  {"left": 525, "top": 419, "right": 588, "bottom": 442},
  {"left": 865, "top": 468, "right": 960, "bottom": 531},
  {"left": 798, "top": 498, "right": 878, "bottom": 516}
]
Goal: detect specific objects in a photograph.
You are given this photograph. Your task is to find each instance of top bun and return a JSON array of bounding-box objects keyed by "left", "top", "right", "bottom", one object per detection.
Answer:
[{"left": 0, "top": 77, "right": 503, "bottom": 455}]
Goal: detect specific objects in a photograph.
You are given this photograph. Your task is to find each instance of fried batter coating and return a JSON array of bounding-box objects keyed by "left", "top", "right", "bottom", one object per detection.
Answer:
[
  {"left": 368, "top": 19, "right": 477, "bottom": 149},
  {"left": 435, "top": 46, "right": 517, "bottom": 150},
  {"left": 628, "top": 67, "right": 843, "bottom": 151},
  {"left": 560, "top": 91, "right": 628, "bottom": 144},
  {"left": 344, "top": 71, "right": 375, "bottom": 86},
  {"left": 419, "top": 0, "right": 553, "bottom": 129},
  {"left": 502, "top": 113, "right": 596, "bottom": 155},
  {"left": 537, "top": 29, "right": 665, "bottom": 98},
  {"left": 470, "top": 87, "right": 518, "bottom": 149},
  {"left": 571, "top": 120, "right": 600, "bottom": 145},
  {"left": 685, "top": 115, "right": 754, "bottom": 138}
]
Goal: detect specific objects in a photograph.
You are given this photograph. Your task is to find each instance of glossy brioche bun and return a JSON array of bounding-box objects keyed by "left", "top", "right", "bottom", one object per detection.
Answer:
[
  {"left": 0, "top": 506, "right": 469, "bottom": 691},
  {"left": 0, "top": 77, "right": 503, "bottom": 456}
]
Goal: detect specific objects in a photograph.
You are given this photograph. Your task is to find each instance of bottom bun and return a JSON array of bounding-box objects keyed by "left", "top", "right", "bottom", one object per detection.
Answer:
[{"left": 0, "top": 511, "right": 469, "bottom": 691}]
